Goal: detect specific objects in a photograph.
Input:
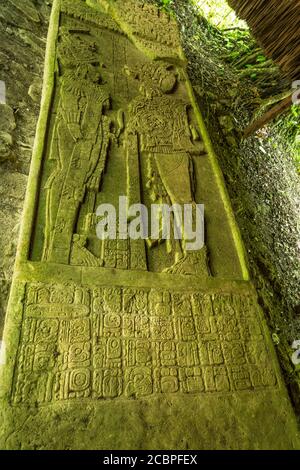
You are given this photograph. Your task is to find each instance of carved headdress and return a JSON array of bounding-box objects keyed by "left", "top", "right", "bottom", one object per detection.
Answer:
[
  {"left": 57, "top": 31, "right": 99, "bottom": 68},
  {"left": 125, "top": 62, "right": 177, "bottom": 94}
]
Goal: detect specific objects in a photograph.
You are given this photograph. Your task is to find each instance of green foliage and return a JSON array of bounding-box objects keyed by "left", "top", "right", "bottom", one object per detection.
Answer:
[
  {"left": 274, "top": 105, "right": 300, "bottom": 172},
  {"left": 256, "top": 54, "right": 267, "bottom": 63},
  {"left": 192, "top": 0, "right": 299, "bottom": 172},
  {"left": 193, "top": 0, "right": 246, "bottom": 29},
  {"left": 158, "top": 0, "right": 173, "bottom": 13}
]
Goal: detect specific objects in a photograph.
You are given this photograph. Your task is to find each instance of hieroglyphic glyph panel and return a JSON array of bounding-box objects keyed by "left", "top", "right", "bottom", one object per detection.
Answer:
[{"left": 12, "top": 282, "right": 277, "bottom": 403}]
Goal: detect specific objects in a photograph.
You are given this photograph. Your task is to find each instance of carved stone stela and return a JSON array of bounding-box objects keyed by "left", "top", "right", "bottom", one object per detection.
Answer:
[{"left": 0, "top": 0, "right": 299, "bottom": 450}]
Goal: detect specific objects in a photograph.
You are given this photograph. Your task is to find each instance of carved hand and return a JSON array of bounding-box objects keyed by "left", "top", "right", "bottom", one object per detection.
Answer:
[{"left": 68, "top": 123, "right": 82, "bottom": 142}]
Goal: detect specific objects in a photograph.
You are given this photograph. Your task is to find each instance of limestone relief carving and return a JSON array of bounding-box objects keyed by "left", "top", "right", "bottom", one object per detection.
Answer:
[
  {"left": 43, "top": 32, "right": 113, "bottom": 266},
  {"left": 125, "top": 62, "right": 209, "bottom": 276},
  {"left": 39, "top": 8, "right": 210, "bottom": 276}
]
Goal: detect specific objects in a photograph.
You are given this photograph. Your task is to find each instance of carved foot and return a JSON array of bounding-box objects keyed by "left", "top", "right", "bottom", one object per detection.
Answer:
[
  {"left": 163, "top": 248, "right": 210, "bottom": 277},
  {"left": 70, "top": 234, "right": 104, "bottom": 267}
]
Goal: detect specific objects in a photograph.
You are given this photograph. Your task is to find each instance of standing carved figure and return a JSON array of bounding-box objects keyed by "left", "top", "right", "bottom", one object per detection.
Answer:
[
  {"left": 43, "top": 34, "right": 111, "bottom": 264},
  {"left": 126, "top": 62, "right": 209, "bottom": 276}
]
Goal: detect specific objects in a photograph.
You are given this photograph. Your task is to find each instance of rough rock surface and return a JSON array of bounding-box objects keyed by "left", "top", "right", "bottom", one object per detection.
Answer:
[{"left": 0, "top": 0, "right": 50, "bottom": 335}]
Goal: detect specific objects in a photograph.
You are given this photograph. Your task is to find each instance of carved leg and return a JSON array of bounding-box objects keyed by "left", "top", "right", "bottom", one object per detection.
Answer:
[
  {"left": 155, "top": 153, "right": 209, "bottom": 276},
  {"left": 48, "top": 141, "right": 93, "bottom": 264},
  {"left": 43, "top": 119, "right": 74, "bottom": 261}
]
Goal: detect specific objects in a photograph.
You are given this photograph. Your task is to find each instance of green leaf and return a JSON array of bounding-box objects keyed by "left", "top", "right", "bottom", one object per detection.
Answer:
[{"left": 256, "top": 55, "right": 266, "bottom": 63}]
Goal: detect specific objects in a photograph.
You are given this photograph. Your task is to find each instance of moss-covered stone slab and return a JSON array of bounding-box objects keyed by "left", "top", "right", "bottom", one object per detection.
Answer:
[{"left": 0, "top": 0, "right": 299, "bottom": 449}]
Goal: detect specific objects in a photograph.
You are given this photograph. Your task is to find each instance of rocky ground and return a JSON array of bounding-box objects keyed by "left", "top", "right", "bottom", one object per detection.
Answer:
[
  {"left": 0, "top": 0, "right": 50, "bottom": 335},
  {"left": 0, "top": 0, "right": 299, "bottom": 410}
]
